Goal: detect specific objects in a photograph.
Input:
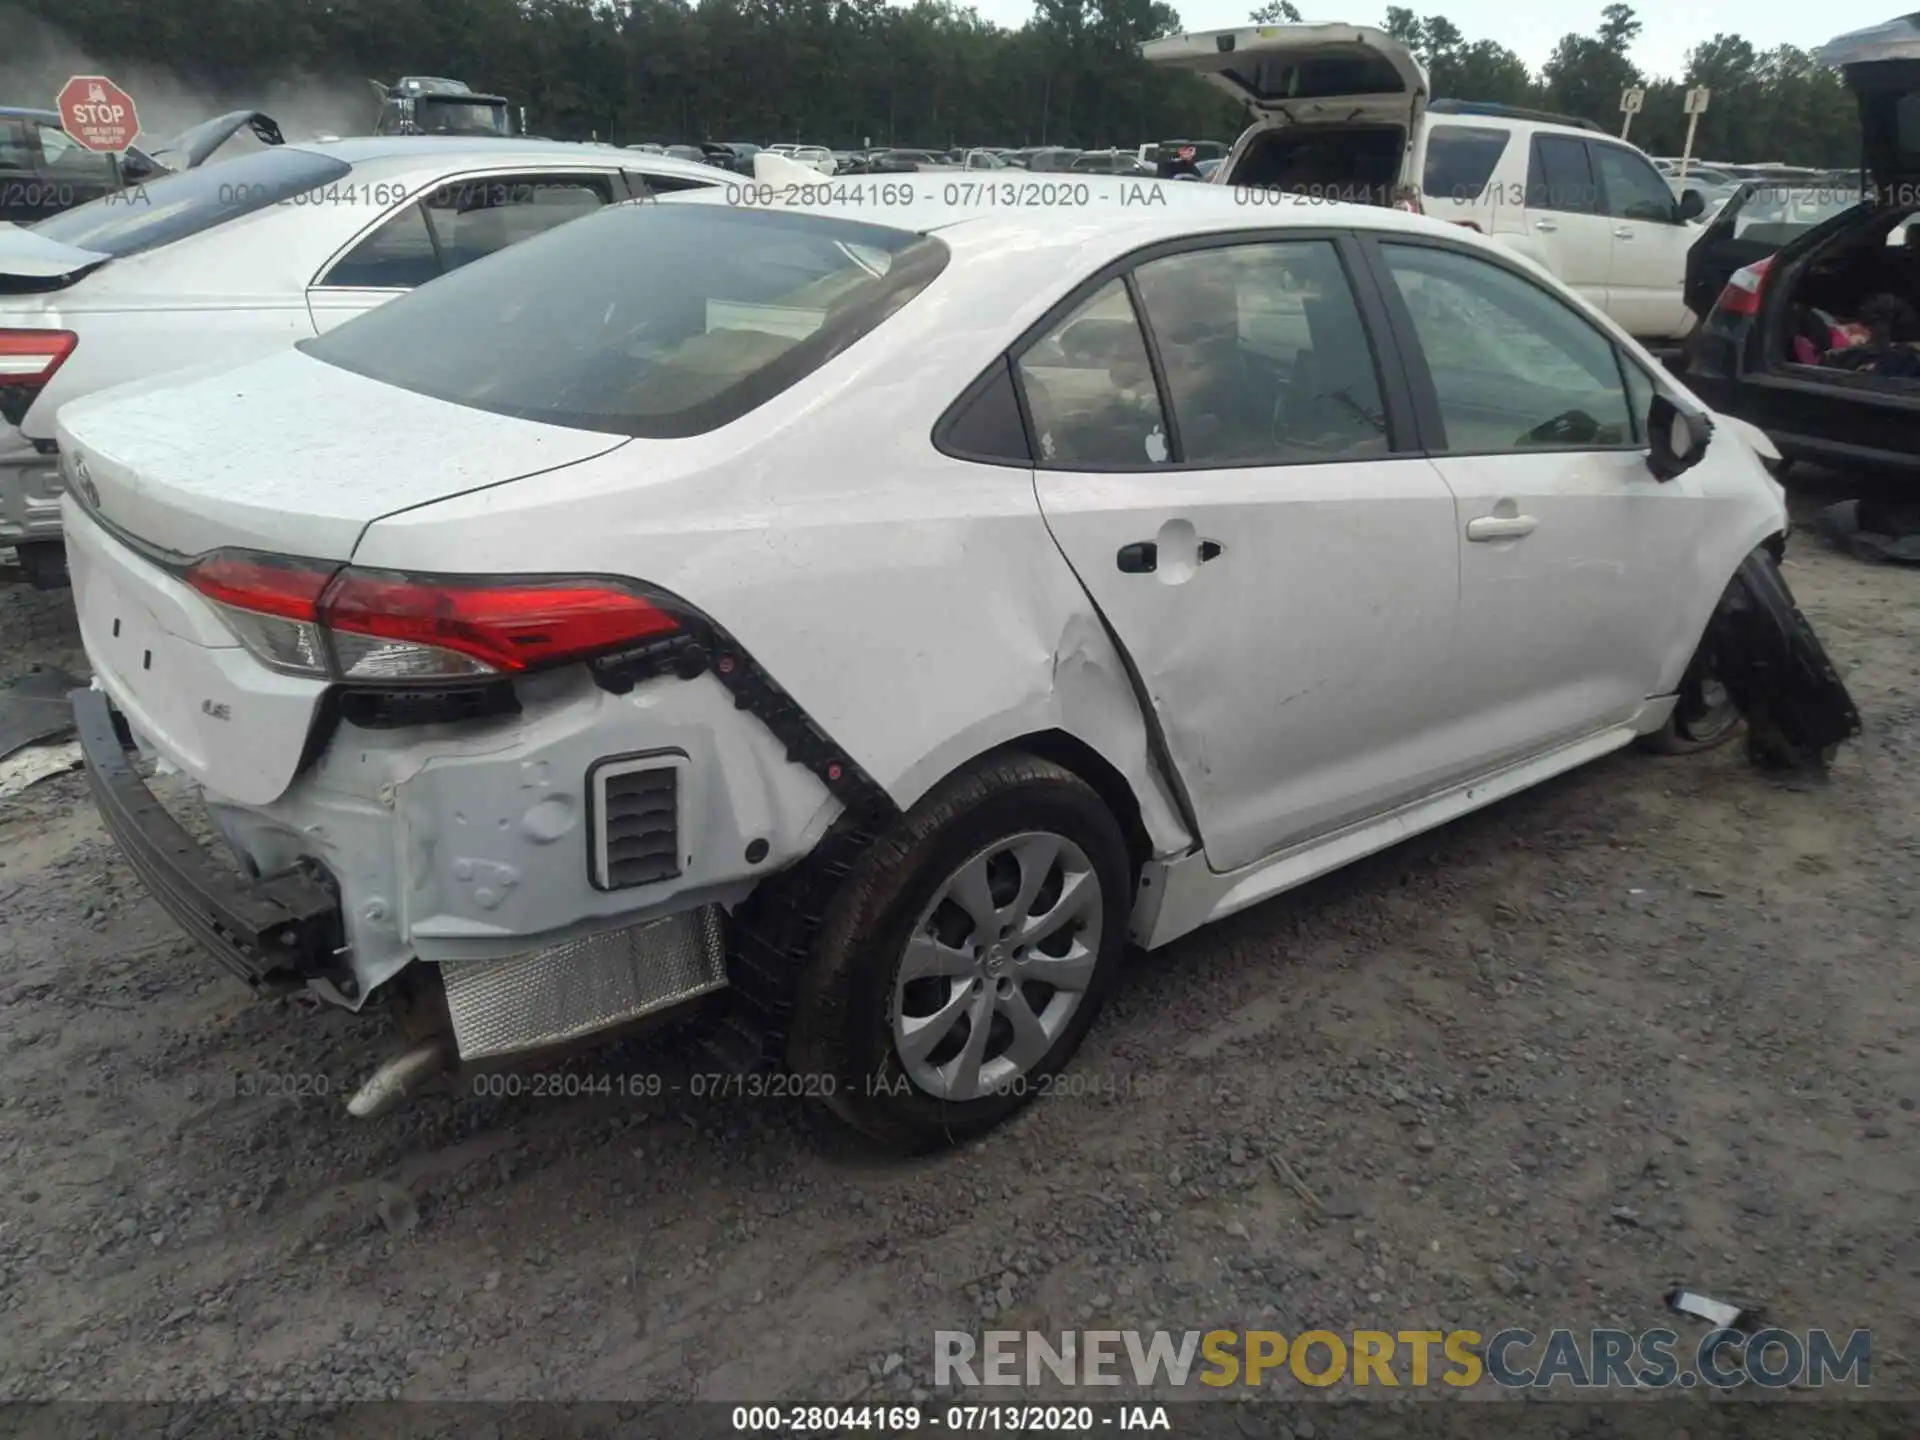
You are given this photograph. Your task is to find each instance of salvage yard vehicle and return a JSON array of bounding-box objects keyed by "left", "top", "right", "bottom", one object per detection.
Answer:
[
  {"left": 0, "top": 137, "right": 731, "bottom": 588},
  {"left": 0, "top": 106, "right": 284, "bottom": 225},
  {"left": 60, "top": 182, "right": 1858, "bottom": 1151},
  {"left": 1143, "top": 24, "right": 1709, "bottom": 344},
  {"left": 1685, "top": 14, "right": 1920, "bottom": 477},
  {"left": 369, "top": 78, "right": 515, "bottom": 138}
]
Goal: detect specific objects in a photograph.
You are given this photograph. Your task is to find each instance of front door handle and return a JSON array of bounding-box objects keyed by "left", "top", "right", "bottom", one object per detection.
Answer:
[
  {"left": 1614, "top": 226, "right": 1634, "bottom": 239},
  {"left": 1533, "top": 218, "right": 1558, "bottom": 232},
  {"left": 1116, "top": 541, "right": 1157, "bottom": 573},
  {"left": 1466, "top": 514, "right": 1538, "bottom": 542}
]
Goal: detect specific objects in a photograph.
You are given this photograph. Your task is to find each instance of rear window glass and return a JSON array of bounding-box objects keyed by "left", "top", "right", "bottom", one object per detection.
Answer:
[
  {"left": 300, "top": 200, "right": 950, "bottom": 438},
  {"left": 1422, "top": 125, "right": 1510, "bottom": 201},
  {"left": 32, "top": 148, "right": 352, "bottom": 257}
]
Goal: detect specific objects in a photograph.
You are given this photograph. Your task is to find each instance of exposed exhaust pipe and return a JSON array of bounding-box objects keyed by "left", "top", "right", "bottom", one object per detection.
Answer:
[{"left": 346, "top": 1037, "right": 452, "bottom": 1118}]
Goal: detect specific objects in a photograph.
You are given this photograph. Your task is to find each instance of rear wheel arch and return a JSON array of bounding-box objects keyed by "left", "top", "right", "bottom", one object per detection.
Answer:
[{"left": 982, "top": 729, "right": 1151, "bottom": 882}]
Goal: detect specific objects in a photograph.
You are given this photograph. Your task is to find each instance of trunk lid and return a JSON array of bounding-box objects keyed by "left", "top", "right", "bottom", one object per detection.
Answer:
[
  {"left": 53, "top": 347, "right": 630, "bottom": 561},
  {"left": 1140, "top": 23, "right": 1428, "bottom": 127},
  {"left": 145, "top": 110, "right": 286, "bottom": 171},
  {"left": 1819, "top": 17, "right": 1920, "bottom": 195},
  {"left": 0, "top": 226, "right": 112, "bottom": 289}
]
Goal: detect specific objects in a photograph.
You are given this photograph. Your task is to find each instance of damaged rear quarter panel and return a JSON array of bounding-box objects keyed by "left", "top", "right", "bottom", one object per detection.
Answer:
[{"left": 348, "top": 277, "right": 1193, "bottom": 863}]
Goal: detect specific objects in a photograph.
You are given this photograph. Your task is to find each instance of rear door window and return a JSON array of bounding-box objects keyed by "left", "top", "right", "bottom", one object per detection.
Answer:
[
  {"left": 1422, "top": 125, "right": 1510, "bottom": 203},
  {"left": 301, "top": 202, "right": 949, "bottom": 438},
  {"left": 1131, "top": 240, "right": 1390, "bottom": 464},
  {"left": 1525, "top": 134, "right": 1598, "bottom": 215},
  {"left": 1016, "top": 280, "right": 1170, "bottom": 468},
  {"left": 319, "top": 203, "right": 440, "bottom": 288},
  {"left": 32, "top": 148, "right": 353, "bottom": 257},
  {"left": 421, "top": 173, "right": 616, "bottom": 270}
]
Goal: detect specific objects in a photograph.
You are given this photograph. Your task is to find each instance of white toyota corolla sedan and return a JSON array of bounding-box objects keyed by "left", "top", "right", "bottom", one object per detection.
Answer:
[{"left": 56, "top": 182, "right": 1859, "bottom": 1151}]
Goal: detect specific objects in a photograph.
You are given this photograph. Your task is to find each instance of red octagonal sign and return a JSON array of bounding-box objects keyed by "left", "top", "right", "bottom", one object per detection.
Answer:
[{"left": 57, "top": 74, "right": 140, "bottom": 153}]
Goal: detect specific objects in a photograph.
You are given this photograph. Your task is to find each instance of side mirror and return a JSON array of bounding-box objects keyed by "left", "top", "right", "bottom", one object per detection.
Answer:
[
  {"left": 1676, "top": 188, "right": 1706, "bottom": 222},
  {"left": 1647, "top": 394, "right": 1713, "bottom": 480},
  {"left": 118, "top": 152, "right": 156, "bottom": 182}
]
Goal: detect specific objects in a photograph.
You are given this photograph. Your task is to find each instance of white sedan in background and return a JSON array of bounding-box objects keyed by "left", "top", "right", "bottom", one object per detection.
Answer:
[
  {"left": 57, "top": 182, "right": 1858, "bottom": 1152},
  {"left": 0, "top": 137, "right": 731, "bottom": 586}
]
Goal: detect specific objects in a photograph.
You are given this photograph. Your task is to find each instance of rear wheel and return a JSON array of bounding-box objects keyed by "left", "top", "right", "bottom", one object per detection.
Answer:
[{"left": 788, "top": 753, "right": 1130, "bottom": 1152}]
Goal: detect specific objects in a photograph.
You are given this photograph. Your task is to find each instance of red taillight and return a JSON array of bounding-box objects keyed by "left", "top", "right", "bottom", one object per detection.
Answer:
[
  {"left": 0, "top": 329, "right": 78, "bottom": 387},
  {"left": 184, "top": 550, "right": 681, "bottom": 680},
  {"left": 1716, "top": 257, "right": 1773, "bottom": 318},
  {"left": 185, "top": 552, "right": 331, "bottom": 620},
  {"left": 322, "top": 569, "right": 680, "bottom": 674}
]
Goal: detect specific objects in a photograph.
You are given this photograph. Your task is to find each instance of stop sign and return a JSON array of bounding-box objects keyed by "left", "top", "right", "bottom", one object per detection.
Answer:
[{"left": 57, "top": 75, "right": 140, "bottom": 153}]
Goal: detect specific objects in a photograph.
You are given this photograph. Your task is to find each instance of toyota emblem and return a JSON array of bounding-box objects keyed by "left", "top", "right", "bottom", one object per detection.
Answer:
[{"left": 73, "top": 455, "right": 100, "bottom": 509}]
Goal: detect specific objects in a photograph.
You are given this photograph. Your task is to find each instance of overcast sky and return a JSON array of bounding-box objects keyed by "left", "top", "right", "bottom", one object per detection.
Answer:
[{"left": 961, "top": 0, "right": 1896, "bottom": 79}]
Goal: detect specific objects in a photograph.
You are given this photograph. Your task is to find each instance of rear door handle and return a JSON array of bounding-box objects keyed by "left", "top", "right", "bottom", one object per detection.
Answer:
[
  {"left": 1614, "top": 226, "right": 1634, "bottom": 239},
  {"left": 1533, "top": 218, "right": 1558, "bottom": 232},
  {"left": 1116, "top": 541, "right": 1157, "bottom": 573},
  {"left": 1466, "top": 514, "right": 1538, "bottom": 542}
]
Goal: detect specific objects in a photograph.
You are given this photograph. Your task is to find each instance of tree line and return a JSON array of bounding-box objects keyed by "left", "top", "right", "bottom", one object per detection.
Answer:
[{"left": 10, "top": 0, "right": 1864, "bottom": 165}]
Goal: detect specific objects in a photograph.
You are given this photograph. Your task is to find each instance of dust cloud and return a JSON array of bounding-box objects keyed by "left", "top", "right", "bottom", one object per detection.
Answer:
[{"left": 0, "top": 5, "right": 374, "bottom": 151}]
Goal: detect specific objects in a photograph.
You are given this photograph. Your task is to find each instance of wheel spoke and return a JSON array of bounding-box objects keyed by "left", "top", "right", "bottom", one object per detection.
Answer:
[
  {"left": 1021, "top": 940, "right": 1097, "bottom": 993},
  {"left": 897, "top": 981, "right": 971, "bottom": 1065},
  {"left": 1006, "top": 834, "right": 1063, "bottom": 923},
  {"left": 941, "top": 988, "right": 997, "bottom": 1101},
  {"left": 1015, "top": 866, "right": 1098, "bottom": 948},
  {"left": 944, "top": 854, "right": 1002, "bottom": 939},
  {"left": 899, "top": 934, "right": 975, "bottom": 982},
  {"left": 998, "top": 988, "right": 1053, "bottom": 1070}
]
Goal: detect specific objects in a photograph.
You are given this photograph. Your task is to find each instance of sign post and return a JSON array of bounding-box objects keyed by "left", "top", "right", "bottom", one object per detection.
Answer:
[
  {"left": 56, "top": 74, "right": 139, "bottom": 152},
  {"left": 1679, "top": 87, "right": 1711, "bottom": 179},
  {"left": 1619, "top": 86, "right": 1645, "bottom": 141}
]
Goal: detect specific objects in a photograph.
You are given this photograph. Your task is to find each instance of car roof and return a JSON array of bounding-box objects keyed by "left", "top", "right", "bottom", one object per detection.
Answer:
[
  {"left": 665, "top": 178, "right": 1456, "bottom": 258},
  {"left": 283, "top": 135, "right": 732, "bottom": 182}
]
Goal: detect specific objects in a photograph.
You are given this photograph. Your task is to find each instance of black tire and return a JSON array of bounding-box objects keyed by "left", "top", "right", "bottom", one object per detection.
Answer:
[
  {"left": 787, "top": 752, "right": 1131, "bottom": 1153},
  {"left": 1639, "top": 645, "right": 1744, "bottom": 756}
]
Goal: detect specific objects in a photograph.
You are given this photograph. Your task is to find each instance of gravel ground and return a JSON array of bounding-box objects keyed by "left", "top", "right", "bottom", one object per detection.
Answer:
[{"left": 0, "top": 486, "right": 1915, "bottom": 1425}]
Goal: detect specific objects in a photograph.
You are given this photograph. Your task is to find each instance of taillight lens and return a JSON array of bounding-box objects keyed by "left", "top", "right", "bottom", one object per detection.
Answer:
[
  {"left": 0, "top": 329, "right": 78, "bottom": 386},
  {"left": 184, "top": 550, "right": 681, "bottom": 682},
  {"left": 1716, "top": 257, "right": 1773, "bottom": 318},
  {"left": 0, "top": 330, "right": 78, "bottom": 426},
  {"left": 185, "top": 552, "right": 334, "bottom": 675},
  {"left": 323, "top": 569, "right": 680, "bottom": 678}
]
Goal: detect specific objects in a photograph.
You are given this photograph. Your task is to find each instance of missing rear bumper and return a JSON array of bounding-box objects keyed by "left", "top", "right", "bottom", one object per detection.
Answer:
[{"left": 73, "top": 687, "right": 346, "bottom": 991}]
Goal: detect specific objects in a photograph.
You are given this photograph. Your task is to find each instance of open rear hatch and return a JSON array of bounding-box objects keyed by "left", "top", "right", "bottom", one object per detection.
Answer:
[
  {"left": 1820, "top": 16, "right": 1920, "bottom": 204},
  {"left": 1140, "top": 24, "right": 1427, "bottom": 198},
  {"left": 1141, "top": 23, "right": 1426, "bottom": 121}
]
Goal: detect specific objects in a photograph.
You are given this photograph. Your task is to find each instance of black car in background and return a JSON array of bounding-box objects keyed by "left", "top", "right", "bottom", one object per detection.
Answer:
[
  {"left": 1684, "top": 16, "right": 1920, "bottom": 477},
  {"left": 0, "top": 106, "right": 281, "bottom": 224}
]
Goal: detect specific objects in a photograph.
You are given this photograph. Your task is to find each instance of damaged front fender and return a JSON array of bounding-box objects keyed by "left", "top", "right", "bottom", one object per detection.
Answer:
[{"left": 1701, "top": 548, "right": 1862, "bottom": 770}]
